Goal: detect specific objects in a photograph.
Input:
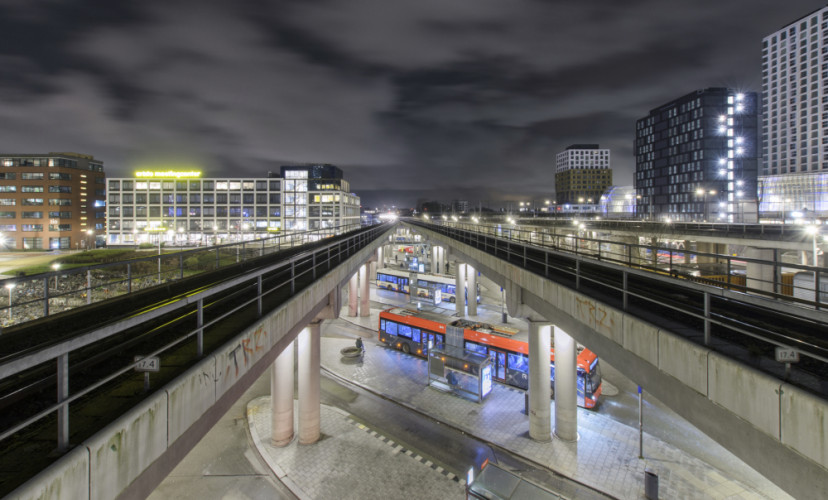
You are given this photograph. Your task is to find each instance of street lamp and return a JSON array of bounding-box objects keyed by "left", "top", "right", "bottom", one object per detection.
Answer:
[
  {"left": 5, "top": 282, "right": 15, "bottom": 321},
  {"left": 86, "top": 229, "right": 94, "bottom": 249},
  {"left": 52, "top": 262, "right": 61, "bottom": 289},
  {"left": 178, "top": 227, "right": 184, "bottom": 246},
  {"left": 806, "top": 225, "right": 820, "bottom": 267}
]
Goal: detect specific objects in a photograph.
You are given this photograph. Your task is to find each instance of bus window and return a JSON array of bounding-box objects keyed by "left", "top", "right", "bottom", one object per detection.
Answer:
[
  {"left": 412, "top": 328, "right": 421, "bottom": 343},
  {"left": 464, "top": 341, "right": 488, "bottom": 356},
  {"left": 586, "top": 361, "right": 602, "bottom": 396},
  {"left": 380, "top": 319, "right": 386, "bottom": 331},
  {"left": 508, "top": 353, "right": 528, "bottom": 374},
  {"left": 386, "top": 321, "right": 397, "bottom": 335},
  {"left": 398, "top": 324, "right": 412, "bottom": 339}
]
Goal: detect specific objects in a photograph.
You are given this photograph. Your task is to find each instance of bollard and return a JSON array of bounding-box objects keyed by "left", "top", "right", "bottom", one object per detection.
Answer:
[
  {"left": 644, "top": 469, "right": 658, "bottom": 499},
  {"left": 524, "top": 392, "right": 529, "bottom": 415}
]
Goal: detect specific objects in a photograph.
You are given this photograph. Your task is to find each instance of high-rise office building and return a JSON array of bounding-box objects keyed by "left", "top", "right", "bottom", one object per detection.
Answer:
[
  {"left": 759, "top": 7, "right": 828, "bottom": 220},
  {"left": 555, "top": 144, "right": 612, "bottom": 210},
  {"left": 0, "top": 152, "right": 106, "bottom": 249},
  {"left": 634, "top": 88, "right": 760, "bottom": 222},
  {"left": 106, "top": 164, "right": 360, "bottom": 245}
]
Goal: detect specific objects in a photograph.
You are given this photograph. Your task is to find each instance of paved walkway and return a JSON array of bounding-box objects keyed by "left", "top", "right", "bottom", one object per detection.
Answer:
[{"left": 247, "top": 292, "right": 790, "bottom": 499}]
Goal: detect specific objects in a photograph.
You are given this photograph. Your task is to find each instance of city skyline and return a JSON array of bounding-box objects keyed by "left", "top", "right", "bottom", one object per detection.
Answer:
[{"left": 1, "top": 1, "right": 827, "bottom": 208}]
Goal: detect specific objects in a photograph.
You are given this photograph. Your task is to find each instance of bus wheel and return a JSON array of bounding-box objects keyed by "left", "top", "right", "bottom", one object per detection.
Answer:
[
  {"left": 449, "top": 297, "right": 456, "bottom": 303},
  {"left": 401, "top": 343, "right": 410, "bottom": 354}
]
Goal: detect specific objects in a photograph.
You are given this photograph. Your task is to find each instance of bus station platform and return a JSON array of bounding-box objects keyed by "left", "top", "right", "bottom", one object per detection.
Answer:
[{"left": 246, "top": 290, "right": 790, "bottom": 499}]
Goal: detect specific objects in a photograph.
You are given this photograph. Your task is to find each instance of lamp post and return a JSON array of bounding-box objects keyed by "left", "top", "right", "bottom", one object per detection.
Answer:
[
  {"left": 178, "top": 227, "right": 184, "bottom": 247},
  {"left": 133, "top": 229, "right": 138, "bottom": 249},
  {"left": 86, "top": 229, "right": 94, "bottom": 250},
  {"left": 5, "top": 282, "right": 15, "bottom": 321},
  {"left": 52, "top": 262, "right": 61, "bottom": 289}
]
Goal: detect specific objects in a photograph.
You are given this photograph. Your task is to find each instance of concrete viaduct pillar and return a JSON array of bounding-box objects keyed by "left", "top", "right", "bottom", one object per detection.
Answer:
[
  {"left": 467, "top": 265, "right": 477, "bottom": 316},
  {"left": 431, "top": 245, "right": 438, "bottom": 274},
  {"left": 553, "top": 326, "right": 578, "bottom": 442},
  {"left": 298, "top": 320, "right": 322, "bottom": 444},
  {"left": 359, "top": 264, "right": 370, "bottom": 317},
  {"left": 505, "top": 280, "right": 577, "bottom": 443},
  {"left": 528, "top": 320, "right": 552, "bottom": 442},
  {"left": 347, "top": 273, "right": 358, "bottom": 317},
  {"left": 270, "top": 340, "right": 294, "bottom": 447},
  {"left": 746, "top": 247, "right": 778, "bottom": 294},
  {"left": 455, "top": 262, "right": 466, "bottom": 316}
]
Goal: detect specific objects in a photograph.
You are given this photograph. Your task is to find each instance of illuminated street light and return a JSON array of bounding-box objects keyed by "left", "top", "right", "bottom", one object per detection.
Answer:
[
  {"left": 86, "top": 229, "right": 94, "bottom": 250},
  {"left": 52, "top": 263, "right": 61, "bottom": 289},
  {"left": 5, "top": 282, "right": 15, "bottom": 320}
]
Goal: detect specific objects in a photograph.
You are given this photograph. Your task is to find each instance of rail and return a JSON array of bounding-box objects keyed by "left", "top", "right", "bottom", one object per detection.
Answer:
[
  {"left": 0, "top": 222, "right": 368, "bottom": 328},
  {"left": 406, "top": 219, "right": 828, "bottom": 400},
  {"left": 0, "top": 222, "right": 392, "bottom": 455}
]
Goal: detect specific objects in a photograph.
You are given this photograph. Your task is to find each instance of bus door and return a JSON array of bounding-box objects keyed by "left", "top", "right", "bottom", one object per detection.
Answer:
[{"left": 489, "top": 348, "right": 507, "bottom": 382}]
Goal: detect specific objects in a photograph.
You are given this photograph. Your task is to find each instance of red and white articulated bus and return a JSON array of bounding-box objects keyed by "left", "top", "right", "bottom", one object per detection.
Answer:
[{"left": 378, "top": 307, "right": 602, "bottom": 408}]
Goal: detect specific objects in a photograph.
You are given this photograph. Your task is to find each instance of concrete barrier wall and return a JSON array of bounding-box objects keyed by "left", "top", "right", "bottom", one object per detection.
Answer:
[
  {"left": 167, "top": 356, "right": 217, "bottom": 444},
  {"left": 621, "top": 314, "right": 659, "bottom": 365},
  {"left": 86, "top": 394, "right": 169, "bottom": 500},
  {"left": 658, "top": 332, "right": 709, "bottom": 395},
  {"left": 708, "top": 352, "right": 781, "bottom": 438},
  {"left": 10, "top": 229, "right": 393, "bottom": 500},
  {"left": 781, "top": 383, "right": 828, "bottom": 468},
  {"left": 10, "top": 446, "right": 89, "bottom": 500}
]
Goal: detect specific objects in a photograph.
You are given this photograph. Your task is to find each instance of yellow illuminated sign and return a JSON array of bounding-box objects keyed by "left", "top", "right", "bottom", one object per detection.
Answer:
[
  {"left": 135, "top": 170, "right": 202, "bottom": 179},
  {"left": 144, "top": 227, "right": 168, "bottom": 232}
]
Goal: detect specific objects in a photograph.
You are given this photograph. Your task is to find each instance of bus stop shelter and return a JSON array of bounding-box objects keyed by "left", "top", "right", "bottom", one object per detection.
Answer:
[{"left": 428, "top": 343, "right": 492, "bottom": 403}]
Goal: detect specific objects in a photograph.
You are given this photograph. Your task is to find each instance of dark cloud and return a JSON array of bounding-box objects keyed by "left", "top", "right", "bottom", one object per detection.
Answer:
[{"left": 1, "top": 0, "right": 826, "bottom": 209}]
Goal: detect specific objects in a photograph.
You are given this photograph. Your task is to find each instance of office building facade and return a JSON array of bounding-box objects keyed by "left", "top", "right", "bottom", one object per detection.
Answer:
[
  {"left": 634, "top": 88, "right": 760, "bottom": 222},
  {"left": 555, "top": 145, "right": 612, "bottom": 208},
  {"left": 0, "top": 152, "right": 106, "bottom": 250},
  {"left": 106, "top": 164, "right": 360, "bottom": 245},
  {"left": 760, "top": 7, "right": 828, "bottom": 220}
]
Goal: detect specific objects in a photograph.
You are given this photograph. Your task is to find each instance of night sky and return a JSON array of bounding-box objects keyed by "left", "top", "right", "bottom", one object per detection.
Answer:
[{"left": 1, "top": 1, "right": 826, "bottom": 209}]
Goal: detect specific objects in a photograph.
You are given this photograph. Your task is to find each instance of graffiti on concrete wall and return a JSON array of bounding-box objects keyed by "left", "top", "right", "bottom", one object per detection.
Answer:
[{"left": 225, "top": 324, "right": 267, "bottom": 379}]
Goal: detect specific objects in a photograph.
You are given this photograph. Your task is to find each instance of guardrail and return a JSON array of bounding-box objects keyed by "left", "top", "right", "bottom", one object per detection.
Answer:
[
  {"left": 0, "top": 223, "right": 370, "bottom": 328},
  {"left": 407, "top": 219, "right": 828, "bottom": 400},
  {"left": 419, "top": 218, "right": 825, "bottom": 310}
]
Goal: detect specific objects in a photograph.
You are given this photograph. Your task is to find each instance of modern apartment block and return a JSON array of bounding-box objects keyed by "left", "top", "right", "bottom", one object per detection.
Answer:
[
  {"left": 0, "top": 152, "right": 106, "bottom": 250},
  {"left": 634, "top": 88, "right": 760, "bottom": 222},
  {"left": 554, "top": 144, "right": 612, "bottom": 209},
  {"left": 105, "top": 164, "right": 360, "bottom": 245},
  {"left": 760, "top": 7, "right": 828, "bottom": 219}
]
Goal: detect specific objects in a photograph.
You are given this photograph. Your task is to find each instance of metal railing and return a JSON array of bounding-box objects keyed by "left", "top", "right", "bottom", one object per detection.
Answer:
[
  {"left": 407, "top": 219, "right": 828, "bottom": 399},
  {"left": 0, "top": 222, "right": 393, "bottom": 454},
  {"left": 421, "top": 219, "right": 826, "bottom": 310},
  {"left": 0, "top": 222, "right": 370, "bottom": 329}
]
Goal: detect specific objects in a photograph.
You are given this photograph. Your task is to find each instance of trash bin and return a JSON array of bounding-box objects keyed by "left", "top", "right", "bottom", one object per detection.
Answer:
[
  {"left": 644, "top": 469, "right": 658, "bottom": 499},
  {"left": 524, "top": 392, "right": 529, "bottom": 415}
]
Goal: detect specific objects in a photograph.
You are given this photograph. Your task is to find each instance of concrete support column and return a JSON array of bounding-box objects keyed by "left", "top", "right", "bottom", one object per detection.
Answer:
[
  {"left": 298, "top": 321, "right": 321, "bottom": 445},
  {"left": 270, "top": 341, "right": 294, "bottom": 447},
  {"left": 455, "top": 263, "right": 466, "bottom": 316},
  {"left": 553, "top": 326, "right": 578, "bottom": 442},
  {"left": 684, "top": 240, "right": 692, "bottom": 265},
  {"left": 431, "top": 245, "right": 438, "bottom": 274},
  {"left": 348, "top": 273, "right": 358, "bottom": 317},
  {"left": 528, "top": 321, "right": 552, "bottom": 442},
  {"left": 369, "top": 256, "right": 377, "bottom": 282},
  {"left": 746, "top": 247, "right": 777, "bottom": 294},
  {"left": 359, "top": 264, "right": 370, "bottom": 317},
  {"left": 467, "top": 265, "right": 477, "bottom": 316},
  {"left": 650, "top": 237, "right": 659, "bottom": 267},
  {"left": 377, "top": 246, "right": 383, "bottom": 271},
  {"left": 441, "top": 247, "right": 449, "bottom": 275}
]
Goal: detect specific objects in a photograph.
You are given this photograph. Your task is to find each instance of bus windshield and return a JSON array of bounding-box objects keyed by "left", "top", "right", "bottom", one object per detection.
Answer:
[{"left": 586, "top": 359, "right": 602, "bottom": 397}]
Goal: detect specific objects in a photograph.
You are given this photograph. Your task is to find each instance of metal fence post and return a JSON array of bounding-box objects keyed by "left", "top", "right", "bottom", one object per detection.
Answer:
[
  {"left": 704, "top": 292, "right": 711, "bottom": 345},
  {"left": 623, "top": 271, "right": 628, "bottom": 311},
  {"left": 57, "top": 353, "right": 69, "bottom": 451},
  {"left": 257, "top": 275, "right": 263, "bottom": 317},
  {"left": 197, "top": 298, "right": 204, "bottom": 357},
  {"left": 43, "top": 276, "right": 50, "bottom": 317}
]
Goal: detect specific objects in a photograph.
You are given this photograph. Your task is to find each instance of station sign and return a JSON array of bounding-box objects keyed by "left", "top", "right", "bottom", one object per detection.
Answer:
[
  {"left": 134, "top": 356, "right": 160, "bottom": 372},
  {"left": 774, "top": 347, "right": 799, "bottom": 363}
]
